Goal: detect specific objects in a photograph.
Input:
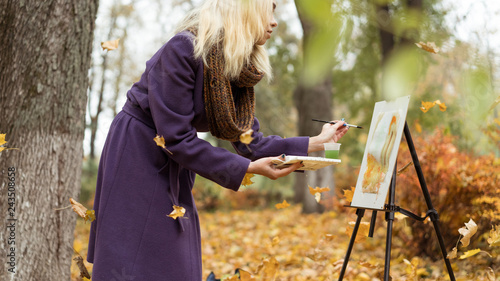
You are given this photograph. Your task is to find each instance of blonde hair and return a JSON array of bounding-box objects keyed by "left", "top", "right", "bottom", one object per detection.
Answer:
[{"left": 176, "top": 0, "right": 274, "bottom": 81}]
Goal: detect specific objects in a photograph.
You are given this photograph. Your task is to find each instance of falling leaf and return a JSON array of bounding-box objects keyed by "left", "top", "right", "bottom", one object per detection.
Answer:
[
  {"left": 275, "top": 200, "right": 290, "bottom": 209},
  {"left": 167, "top": 205, "right": 186, "bottom": 220},
  {"left": 346, "top": 221, "right": 370, "bottom": 242},
  {"left": 343, "top": 187, "right": 355, "bottom": 203},
  {"left": 73, "top": 255, "right": 91, "bottom": 279},
  {"left": 487, "top": 225, "right": 500, "bottom": 247},
  {"left": 241, "top": 173, "right": 255, "bottom": 186},
  {"left": 85, "top": 210, "right": 96, "bottom": 223},
  {"left": 458, "top": 219, "right": 478, "bottom": 247},
  {"left": 435, "top": 100, "right": 447, "bottom": 111},
  {"left": 420, "top": 100, "right": 447, "bottom": 113},
  {"left": 101, "top": 38, "right": 120, "bottom": 51},
  {"left": 415, "top": 120, "right": 422, "bottom": 133},
  {"left": 239, "top": 129, "right": 254, "bottom": 145},
  {"left": 459, "top": 248, "right": 482, "bottom": 259},
  {"left": 0, "top": 134, "right": 6, "bottom": 147},
  {"left": 154, "top": 134, "right": 172, "bottom": 154},
  {"left": 0, "top": 133, "right": 19, "bottom": 152},
  {"left": 447, "top": 247, "right": 458, "bottom": 259},
  {"left": 70, "top": 198, "right": 88, "bottom": 219},
  {"left": 308, "top": 186, "right": 330, "bottom": 195},
  {"left": 314, "top": 192, "right": 321, "bottom": 203},
  {"left": 415, "top": 41, "right": 440, "bottom": 54}
]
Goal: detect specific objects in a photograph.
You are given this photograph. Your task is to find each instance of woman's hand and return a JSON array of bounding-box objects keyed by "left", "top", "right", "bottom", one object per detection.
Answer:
[
  {"left": 308, "top": 120, "right": 349, "bottom": 153},
  {"left": 247, "top": 155, "right": 303, "bottom": 180}
]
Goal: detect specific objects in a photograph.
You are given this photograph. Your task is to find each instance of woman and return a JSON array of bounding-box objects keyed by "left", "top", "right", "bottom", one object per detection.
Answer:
[{"left": 87, "top": 0, "right": 348, "bottom": 280}]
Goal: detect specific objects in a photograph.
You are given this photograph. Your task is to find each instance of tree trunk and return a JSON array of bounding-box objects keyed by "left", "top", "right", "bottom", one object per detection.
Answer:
[
  {"left": 293, "top": 0, "right": 334, "bottom": 213},
  {"left": 0, "top": 0, "right": 98, "bottom": 280}
]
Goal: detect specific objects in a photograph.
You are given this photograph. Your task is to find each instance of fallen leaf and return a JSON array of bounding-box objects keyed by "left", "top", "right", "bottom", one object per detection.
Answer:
[
  {"left": 240, "top": 129, "right": 254, "bottom": 145},
  {"left": 238, "top": 269, "right": 256, "bottom": 281},
  {"left": 241, "top": 173, "right": 255, "bottom": 186},
  {"left": 415, "top": 41, "right": 440, "bottom": 54},
  {"left": 167, "top": 205, "right": 186, "bottom": 220},
  {"left": 447, "top": 247, "right": 458, "bottom": 259},
  {"left": 271, "top": 236, "right": 280, "bottom": 246},
  {"left": 275, "top": 200, "right": 290, "bottom": 209},
  {"left": 256, "top": 257, "right": 279, "bottom": 280},
  {"left": 342, "top": 187, "right": 355, "bottom": 203},
  {"left": 459, "top": 248, "right": 481, "bottom": 259},
  {"left": 101, "top": 38, "right": 120, "bottom": 51},
  {"left": 458, "top": 218, "right": 478, "bottom": 247},
  {"left": 487, "top": 225, "right": 500, "bottom": 247}
]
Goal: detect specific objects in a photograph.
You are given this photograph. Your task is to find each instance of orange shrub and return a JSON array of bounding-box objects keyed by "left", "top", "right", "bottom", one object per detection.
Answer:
[{"left": 394, "top": 129, "right": 500, "bottom": 258}]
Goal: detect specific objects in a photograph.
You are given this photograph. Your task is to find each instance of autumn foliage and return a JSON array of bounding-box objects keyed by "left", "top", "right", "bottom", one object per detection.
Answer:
[{"left": 394, "top": 128, "right": 500, "bottom": 258}]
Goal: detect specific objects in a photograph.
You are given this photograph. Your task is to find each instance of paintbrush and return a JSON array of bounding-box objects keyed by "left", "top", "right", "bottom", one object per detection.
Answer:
[{"left": 312, "top": 118, "right": 363, "bottom": 129}]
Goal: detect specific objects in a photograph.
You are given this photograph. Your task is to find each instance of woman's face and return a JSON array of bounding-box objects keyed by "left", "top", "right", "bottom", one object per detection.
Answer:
[{"left": 256, "top": 0, "right": 278, "bottom": 45}]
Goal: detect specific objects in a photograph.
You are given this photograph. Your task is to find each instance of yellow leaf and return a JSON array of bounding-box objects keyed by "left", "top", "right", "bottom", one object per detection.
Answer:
[
  {"left": 275, "top": 200, "right": 290, "bottom": 209},
  {"left": 420, "top": 101, "right": 436, "bottom": 113},
  {"left": 167, "top": 205, "right": 186, "bottom": 220},
  {"left": 154, "top": 134, "right": 172, "bottom": 154},
  {"left": 435, "top": 100, "right": 447, "bottom": 111},
  {"left": 271, "top": 236, "right": 280, "bottom": 246},
  {"left": 154, "top": 134, "right": 166, "bottom": 148},
  {"left": 314, "top": 192, "right": 321, "bottom": 203},
  {"left": 0, "top": 134, "right": 6, "bottom": 146},
  {"left": 343, "top": 187, "right": 355, "bottom": 203},
  {"left": 70, "top": 198, "right": 88, "bottom": 219},
  {"left": 415, "top": 120, "right": 422, "bottom": 133},
  {"left": 459, "top": 248, "right": 481, "bottom": 259},
  {"left": 257, "top": 257, "right": 279, "bottom": 280},
  {"left": 225, "top": 275, "right": 239, "bottom": 281},
  {"left": 447, "top": 246, "right": 458, "bottom": 259},
  {"left": 487, "top": 225, "right": 500, "bottom": 247},
  {"left": 239, "top": 269, "right": 256, "bottom": 281},
  {"left": 308, "top": 186, "right": 330, "bottom": 195},
  {"left": 346, "top": 221, "right": 370, "bottom": 242},
  {"left": 85, "top": 210, "right": 96, "bottom": 223},
  {"left": 101, "top": 38, "right": 120, "bottom": 51},
  {"left": 415, "top": 41, "right": 440, "bottom": 54},
  {"left": 239, "top": 129, "right": 254, "bottom": 145},
  {"left": 241, "top": 173, "right": 254, "bottom": 186},
  {"left": 458, "top": 219, "right": 478, "bottom": 247}
]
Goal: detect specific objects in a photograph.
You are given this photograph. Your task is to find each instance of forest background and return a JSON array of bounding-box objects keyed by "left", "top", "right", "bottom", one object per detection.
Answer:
[{"left": 1, "top": 0, "right": 499, "bottom": 280}]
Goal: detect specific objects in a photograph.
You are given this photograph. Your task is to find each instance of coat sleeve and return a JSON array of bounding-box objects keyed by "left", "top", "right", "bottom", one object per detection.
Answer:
[
  {"left": 147, "top": 34, "right": 250, "bottom": 191},
  {"left": 231, "top": 118, "right": 310, "bottom": 160}
]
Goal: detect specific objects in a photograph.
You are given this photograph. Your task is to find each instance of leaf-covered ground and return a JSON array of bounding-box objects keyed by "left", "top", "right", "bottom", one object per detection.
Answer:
[{"left": 72, "top": 205, "right": 499, "bottom": 280}]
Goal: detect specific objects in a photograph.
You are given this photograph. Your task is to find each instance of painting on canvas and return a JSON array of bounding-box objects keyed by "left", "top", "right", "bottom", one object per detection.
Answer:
[{"left": 351, "top": 96, "right": 410, "bottom": 210}]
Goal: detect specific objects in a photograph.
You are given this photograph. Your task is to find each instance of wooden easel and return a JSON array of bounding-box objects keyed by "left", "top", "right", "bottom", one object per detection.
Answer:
[{"left": 337, "top": 122, "right": 456, "bottom": 281}]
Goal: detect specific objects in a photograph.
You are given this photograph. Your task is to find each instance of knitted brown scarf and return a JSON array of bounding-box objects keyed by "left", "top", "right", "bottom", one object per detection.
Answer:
[{"left": 203, "top": 44, "right": 264, "bottom": 141}]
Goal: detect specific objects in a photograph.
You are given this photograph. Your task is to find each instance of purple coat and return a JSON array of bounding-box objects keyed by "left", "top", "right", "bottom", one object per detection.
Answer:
[{"left": 87, "top": 31, "right": 309, "bottom": 281}]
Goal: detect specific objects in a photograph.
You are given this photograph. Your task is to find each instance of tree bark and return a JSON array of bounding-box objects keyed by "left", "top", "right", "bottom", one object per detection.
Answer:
[
  {"left": 293, "top": 0, "right": 334, "bottom": 213},
  {"left": 0, "top": 0, "right": 98, "bottom": 280}
]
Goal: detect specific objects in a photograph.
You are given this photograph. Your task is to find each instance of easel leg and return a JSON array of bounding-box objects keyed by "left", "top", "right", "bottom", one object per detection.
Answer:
[
  {"left": 403, "top": 122, "right": 456, "bottom": 281},
  {"left": 384, "top": 166, "right": 397, "bottom": 281},
  {"left": 338, "top": 208, "right": 365, "bottom": 281},
  {"left": 368, "top": 211, "right": 377, "bottom": 238}
]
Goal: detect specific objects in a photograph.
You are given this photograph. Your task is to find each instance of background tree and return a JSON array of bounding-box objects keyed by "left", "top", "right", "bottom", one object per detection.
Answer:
[{"left": 0, "top": 1, "right": 98, "bottom": 280}]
